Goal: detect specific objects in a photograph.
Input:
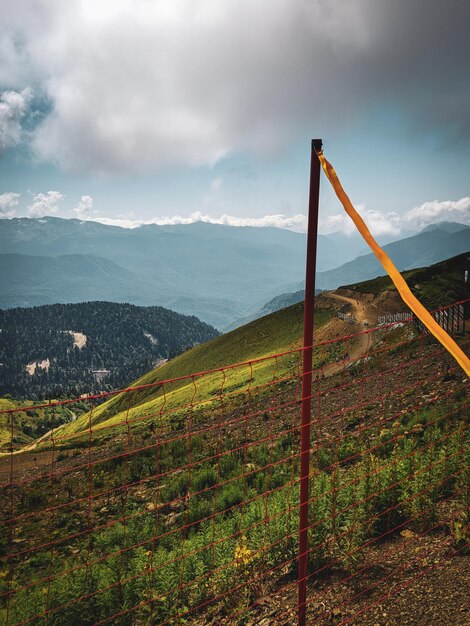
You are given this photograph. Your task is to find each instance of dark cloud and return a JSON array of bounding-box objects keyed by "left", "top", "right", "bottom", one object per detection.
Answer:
[
  {"left": 352, "top": 1, "right": 470, "bottom": 145},
  {"left": 0, "top": 0, "right": 469, "bottom": 172}
]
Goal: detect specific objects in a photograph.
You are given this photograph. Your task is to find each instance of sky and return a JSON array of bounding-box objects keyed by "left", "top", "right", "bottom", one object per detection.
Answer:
[{"left": 1, "top": 0, "right": 470, "bottom": 235}]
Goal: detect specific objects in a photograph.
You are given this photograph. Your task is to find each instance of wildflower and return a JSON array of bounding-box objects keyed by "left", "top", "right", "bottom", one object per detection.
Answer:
[{"left": 234, "top": 535, "right": 252, "bottom": 567}]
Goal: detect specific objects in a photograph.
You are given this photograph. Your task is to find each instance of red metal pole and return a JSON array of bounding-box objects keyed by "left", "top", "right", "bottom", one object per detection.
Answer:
[{"left": 298, "top": 138, "right": 322, "bottom": 626}]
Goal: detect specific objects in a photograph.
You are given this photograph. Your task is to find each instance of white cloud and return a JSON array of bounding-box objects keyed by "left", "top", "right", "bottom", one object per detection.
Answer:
[
  {"left": 73, "top": 196, "right": 470, "bottom": 234},
  {"left": 0, "top": 192, "right": 21, "bottom": 217},
  {"left": 2, "top": 1, "right": 469, "bottom": 173},
  {"left": 360, "top": 209, "right": 402, "bottom": 236},
  {"left": 320, "top": 207, "right": 401, "bottom": 236},
  {"left": 73, "top": 195, "right": 93, "bottom": 218},
  {"left": 404, "top": 197, "right": 470, "bottom": 228},
  {"left": 92, "top": 211, "right": 309, "bottom": 232},
  {"left": 320, "top": 197, "right": 470, "bottom": 236},
  {"left": 0, "top": 88, "right": 32, "bottom": 153},
  {"left": 28, "top": 191, "right": 64, "bottom": 217},
  {"left": 320, "top": 213, "right": 355, "bottom": 235},
  {"left": 218, "top": 213, "right": 308, "bottom": 231}
]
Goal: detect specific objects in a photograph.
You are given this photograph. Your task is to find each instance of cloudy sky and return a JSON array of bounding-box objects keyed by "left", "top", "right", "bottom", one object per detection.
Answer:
[{"left": 1, "top": 0, "right": 470, "bottom": 234}]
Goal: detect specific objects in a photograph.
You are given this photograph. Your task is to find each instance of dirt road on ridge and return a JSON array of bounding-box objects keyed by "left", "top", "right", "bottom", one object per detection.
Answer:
[{"left": 316, "top": 291, "right": 379, "bottom": 377}]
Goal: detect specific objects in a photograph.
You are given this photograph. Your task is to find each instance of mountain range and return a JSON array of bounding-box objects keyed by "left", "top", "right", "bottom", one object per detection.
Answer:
[
  {"left": 314, "top": 222, "right": 469, "bottom": 290},
  {"left": 0, "top": 218, "right": 310, "bottom": 328},
  {"left": 0, "top": 217, "right": 468, "bottom": 328}
]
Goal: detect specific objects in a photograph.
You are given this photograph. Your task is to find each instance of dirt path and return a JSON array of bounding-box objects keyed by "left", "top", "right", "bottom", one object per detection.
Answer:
[
  {"left": 315, "top": 291, "right": 379, "bottom": 377},
  {"left": 329, "top": 291, "right": 378, "bottom": 326},
  {"left": 0, "top": 423, "right": 69, "bottom": 483},
  {"left": 0, "top": 449, "right": 54, "bottom": 483}
]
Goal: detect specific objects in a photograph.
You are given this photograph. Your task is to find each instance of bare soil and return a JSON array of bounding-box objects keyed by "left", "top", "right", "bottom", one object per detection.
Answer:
[{"left": 234, "top": 532, "right": 469, "bottom": 626}]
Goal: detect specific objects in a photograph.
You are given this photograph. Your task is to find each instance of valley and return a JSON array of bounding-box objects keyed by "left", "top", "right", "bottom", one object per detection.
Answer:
[
  {"left": 1, "top": 218, "right": 468, "bottom": 329},
  {"left": 2, "top": 252, "right": 465, "bottom": 406}
]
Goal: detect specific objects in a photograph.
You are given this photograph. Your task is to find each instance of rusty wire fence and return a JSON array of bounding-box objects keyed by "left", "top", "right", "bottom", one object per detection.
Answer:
[{"left": 0, "top": 304, "right": 468, "bottom": 625}]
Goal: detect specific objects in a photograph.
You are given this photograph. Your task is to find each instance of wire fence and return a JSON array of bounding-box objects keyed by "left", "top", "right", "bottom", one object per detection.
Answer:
[
  {"left": 378, "top": 302, "right": 466, "bottom": 336},
  {"left": 0, "top": 302, "right": 468, "bottom": 625}
]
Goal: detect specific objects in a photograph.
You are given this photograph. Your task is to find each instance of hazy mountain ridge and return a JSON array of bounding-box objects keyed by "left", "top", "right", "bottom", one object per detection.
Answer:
[
  {"left": 1, "top": 217, "right": 467, "bottom": 328},
  {"left": 0, "top": 217, "right": 408, "bottom": 328},
  {"left": 0, "top": 253, "right": 149, "bottom": 309},
  {"left": 315, "top": 225, "right": 470, "bottom": 290}
]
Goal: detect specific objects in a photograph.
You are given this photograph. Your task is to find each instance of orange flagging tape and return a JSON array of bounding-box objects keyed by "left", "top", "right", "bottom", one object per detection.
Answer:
[{"left": 317, "top": 150, "right": 470, "bottom": 377}]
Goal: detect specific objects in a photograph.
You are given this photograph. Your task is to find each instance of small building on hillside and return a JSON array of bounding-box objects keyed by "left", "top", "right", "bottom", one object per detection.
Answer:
[{"left": 92, "top": 369, "right": 110, "bottom": 383}]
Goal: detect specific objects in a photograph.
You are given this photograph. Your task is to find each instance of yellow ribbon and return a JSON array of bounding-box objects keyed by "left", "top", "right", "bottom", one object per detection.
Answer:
[{"left": 317, "top": 150, "right": 470, "bottom": 376}]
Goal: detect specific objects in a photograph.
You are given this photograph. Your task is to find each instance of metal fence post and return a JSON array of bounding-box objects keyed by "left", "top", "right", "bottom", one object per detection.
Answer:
[{"left": 298, "top": 139, "right": 322, "bottom": 626}]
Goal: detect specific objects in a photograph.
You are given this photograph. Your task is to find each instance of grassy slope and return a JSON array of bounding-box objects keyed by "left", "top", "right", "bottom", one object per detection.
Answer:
[
  {"left": 0, "top": 398, "right": 22, "bottom": 448},
  {"left": 0, "top": 398, "right": 79, "bottom": 451},
  {"left": 62, "top": 304, "right": 331, "bottom": 440}
]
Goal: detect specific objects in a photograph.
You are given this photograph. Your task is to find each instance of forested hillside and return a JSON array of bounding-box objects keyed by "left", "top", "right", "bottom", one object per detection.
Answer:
[{"left": 0, "top": 302, "right": 218, "bottom": 399}]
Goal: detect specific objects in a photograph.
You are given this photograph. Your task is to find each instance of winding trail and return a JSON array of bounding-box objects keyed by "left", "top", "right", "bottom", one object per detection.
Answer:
[{"left": 315, "top": 291, "right": 379, "bottom": 377}]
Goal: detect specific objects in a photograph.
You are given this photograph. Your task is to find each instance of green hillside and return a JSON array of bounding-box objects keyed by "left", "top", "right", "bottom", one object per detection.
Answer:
[
  {"left": 59, "top": 302, "right": 331, "bottom": 441},
  {"left": 0, "top": 398, "right": 83, "bottom": 451},
  {"left": 346, "top": 251, "right": 469, "bottom": 308}
]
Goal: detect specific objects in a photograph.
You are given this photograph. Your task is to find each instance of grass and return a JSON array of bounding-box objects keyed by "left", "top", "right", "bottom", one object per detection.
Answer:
[
  {"left": 1, "top": 292, "right": 468, "bottom": 624},
  {"left": 2, "top": 395, "right": 467, "bottom": 625},
  {"left": 0, "top": 398, "right": 82, "bottom": 451},
  {"left": 55, "top": 304, "right": 332, "bottom": 443},
  {"left": 345, "top": 252, "right": 468, "bottom": 308}
]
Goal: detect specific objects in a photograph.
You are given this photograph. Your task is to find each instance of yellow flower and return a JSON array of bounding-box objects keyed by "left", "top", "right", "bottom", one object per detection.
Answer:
[{"left": 234, "top": 535, "right": 253, "bottom": 567}]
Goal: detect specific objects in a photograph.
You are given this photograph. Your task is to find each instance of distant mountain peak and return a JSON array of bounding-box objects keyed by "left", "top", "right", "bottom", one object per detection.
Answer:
[{"left": 420, "top": 221, "right": 468, "bottom": 234}]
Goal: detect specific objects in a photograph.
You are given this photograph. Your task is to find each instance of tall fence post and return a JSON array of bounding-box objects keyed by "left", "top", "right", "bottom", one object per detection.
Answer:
[{"left": 298, "top": 138, "right": 322, "bottom": 626}]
